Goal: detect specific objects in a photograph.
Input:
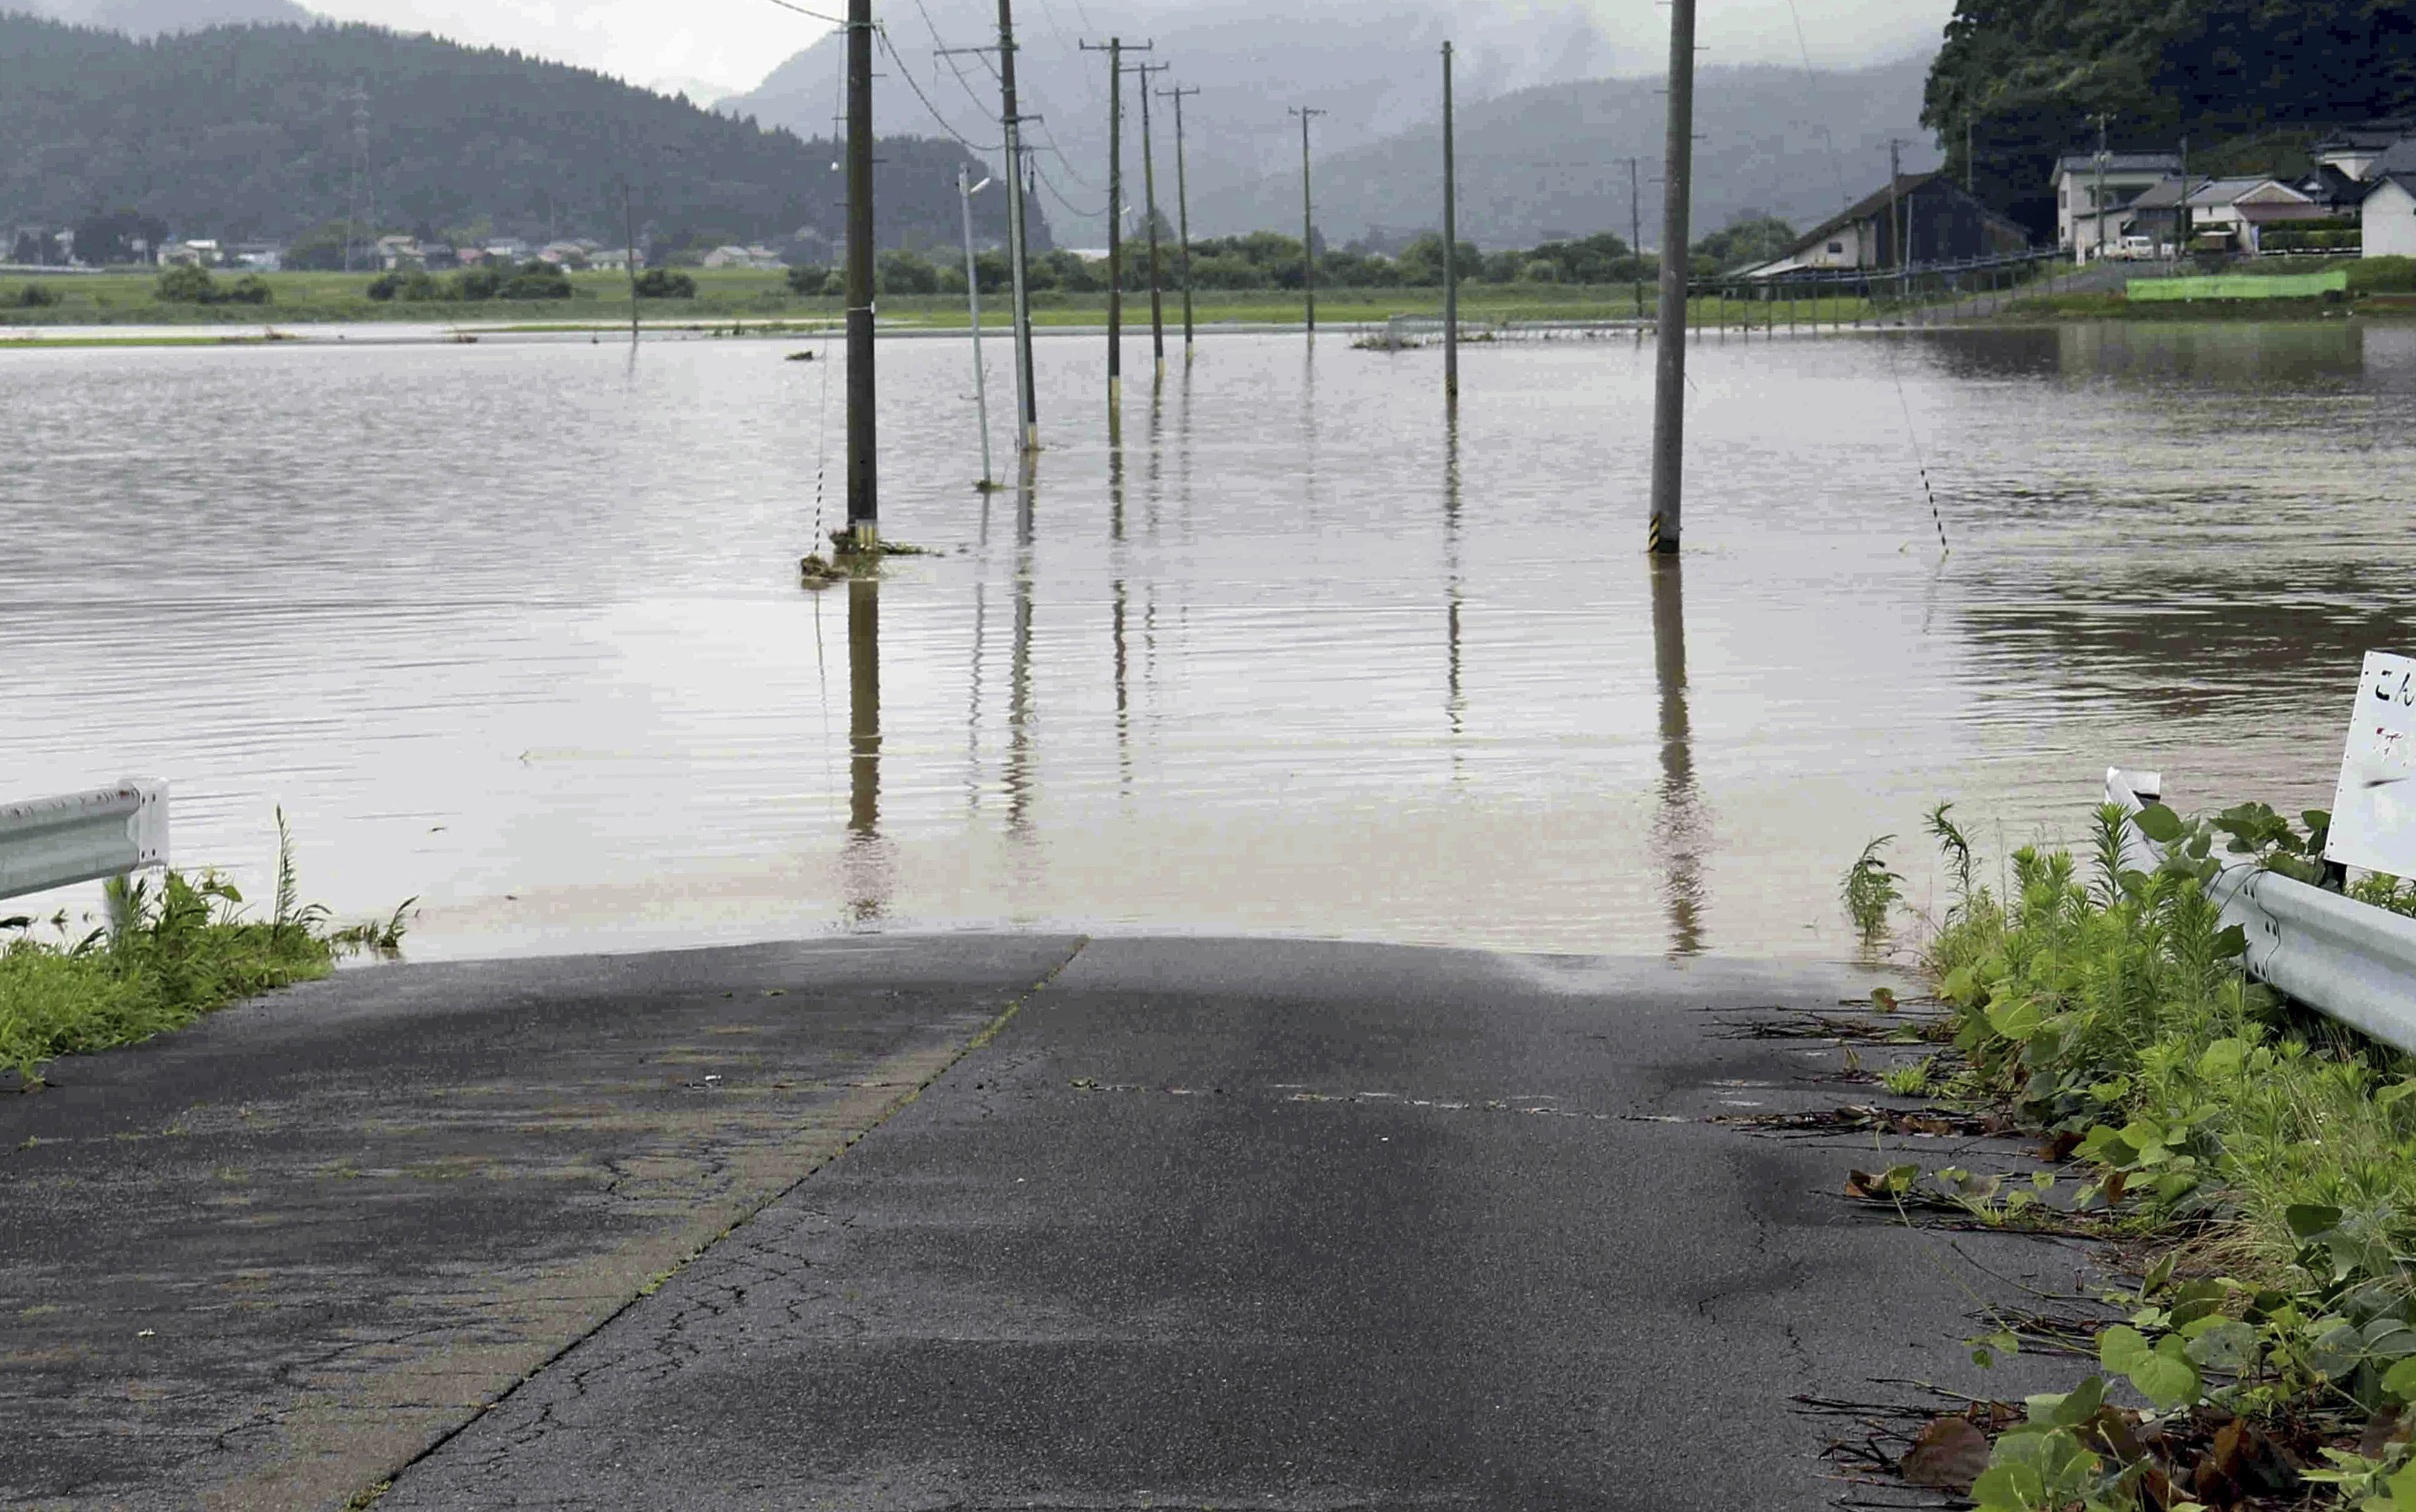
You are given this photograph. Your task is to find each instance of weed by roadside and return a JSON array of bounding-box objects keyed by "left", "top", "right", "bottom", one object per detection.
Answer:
[
  {"left": 1835, "top": 798, "right": 2416, "bottom": 1510},
  {"left": 0, "top": 811, "right": 412, "bottom": 1089}
]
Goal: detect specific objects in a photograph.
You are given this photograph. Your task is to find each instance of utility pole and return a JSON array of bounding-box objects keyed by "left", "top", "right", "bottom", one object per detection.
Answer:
[
  {"left": 1887, "top": 138, "right": 1906, "bottom": 302},
  {"left": 1442, "top": 42, "right": 1458, "bottom": 401},
  {"left": 1161, "top": 83, "right": 1201, "bottom": 363},
  {"left": 1134, "top": 60, "right": 1171, "bottom": 383},
  {"left": 621, "top": 178, "right": 640, "bottom": 347},
  {"left": 2091, "top": 113, "right": 2112, "bottom": 266},
  {"left": 1290, "top": 106, "right": 1326, "bottom": 338},
  {"left": 345, "top": 82, "right": 371, "bottom": 274},
  {"left": 1646, "top": 0, "right": 1696, "bottom": 556},
  {"left": 844, "top": 0, "right": 877, "bottom": 549},
  {"left": 994, "top": 0, "right": 1038, "bottom": 450},
  {"left": 1618, "top": 156, "right": 1645, "bottom": 319},
  {"left": 958, "top": 166, "right": 994, "bottom": 490},
  {"left": 1081, "top": 37, "right": 1151, "bottom": 416},
  {"left": 1965, "top": 117, "right": 1974, "bottom": 193}
]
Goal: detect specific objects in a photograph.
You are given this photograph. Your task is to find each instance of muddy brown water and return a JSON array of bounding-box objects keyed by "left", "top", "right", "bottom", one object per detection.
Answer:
[{"left": 5, "top": 322, "right": 2409, "bottom": 961}]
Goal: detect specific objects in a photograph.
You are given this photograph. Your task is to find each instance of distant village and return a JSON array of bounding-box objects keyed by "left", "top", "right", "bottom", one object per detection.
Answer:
[
  {"left": 3, "top": 228, "right": 800, "bottom": 274},
  {"left": 9, "top": 119, "right": 2416, "bottom": 282}
]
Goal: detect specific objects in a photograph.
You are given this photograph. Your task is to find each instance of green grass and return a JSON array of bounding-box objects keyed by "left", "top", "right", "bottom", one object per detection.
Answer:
[
  {"left": 0, "top": 817, "right": 409, "bottom": 1087},
  {"left": 0, "top": 266, "right": 1889, "bottom": 331},
  {"left": 1858, "top": 801, "right": 2416, "bottom": 1507}
]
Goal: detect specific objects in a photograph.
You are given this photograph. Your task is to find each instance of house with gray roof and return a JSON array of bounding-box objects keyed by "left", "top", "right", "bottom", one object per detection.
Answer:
[
  {"left": 2048, "top": 151, "right": 2184, "bottom": 259},
  {"left": 2358, "top": 138, "right": 2416, "bottom": 259}
]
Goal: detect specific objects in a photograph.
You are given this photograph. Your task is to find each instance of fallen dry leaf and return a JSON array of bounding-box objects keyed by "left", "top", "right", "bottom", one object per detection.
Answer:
[{"left": 1900, "top": 1416, "right": 1992, "bottom": 1491}]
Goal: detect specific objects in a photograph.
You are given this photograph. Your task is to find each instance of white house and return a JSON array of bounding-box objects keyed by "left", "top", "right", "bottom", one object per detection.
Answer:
[
  {"left": 2363, "top": 174, "right": 2416, "bottom": 259},
  {"left": 2182, "top": 177, "right": 2325, "bottom": 252},
  {"left": 2049, "top": 151, "right": 2183, "bottom": 258}
]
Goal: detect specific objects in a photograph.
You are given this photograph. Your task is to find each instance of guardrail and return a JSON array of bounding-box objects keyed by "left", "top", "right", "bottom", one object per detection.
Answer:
[
  {"left": 0, "top": 781, "right": 171, "bottom": 903},
  {"left": 2103, "top": 767, "right": 2416, "bottom": 1056}
]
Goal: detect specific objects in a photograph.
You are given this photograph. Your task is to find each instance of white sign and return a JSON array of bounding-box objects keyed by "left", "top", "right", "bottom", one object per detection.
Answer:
[{"left": 2328, "top": 651, "right": 2416, "bottom": 877}]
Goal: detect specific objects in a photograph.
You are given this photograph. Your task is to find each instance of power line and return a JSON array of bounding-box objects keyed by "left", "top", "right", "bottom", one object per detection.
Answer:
[
  {"left": 874, "top": 25, "right": 1002, "bottom": 152},
  {"left": 759, "top": 0, "right": 849, "bottom": 24}
]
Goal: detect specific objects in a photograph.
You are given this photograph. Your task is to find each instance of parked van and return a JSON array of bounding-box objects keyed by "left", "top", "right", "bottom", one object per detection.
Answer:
[{"left": 2116, "top": 235, "right": 2159, "bottom": 260}]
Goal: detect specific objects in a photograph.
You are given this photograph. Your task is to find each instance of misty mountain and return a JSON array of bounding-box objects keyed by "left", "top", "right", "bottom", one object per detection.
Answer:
[
  {"left": 1205, "top": 53, "right": 1948, "bottom": 251},
  {"left": 0, "top": 14, "right": 1032, "bottom": 253},
  {"left": 717, "top": 0, "right": 1639, "bottom": 245},
  {"left": 16, "top": 0, "right": 314, "bottom": 33}
]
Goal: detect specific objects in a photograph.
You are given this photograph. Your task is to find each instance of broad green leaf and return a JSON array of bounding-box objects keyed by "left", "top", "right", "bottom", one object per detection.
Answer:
[
  {"left": 2133, "top": 803, "right": 2186, "bottom": 844},
  {"left": 2379, "top": 1080, "right": 2416, "bottom": 1108},
  {"left": 2392, "top": 1459, "right": 2416, "bottom": 1507},
  {"left": 1968, "top": 1464, "right": 2035, "bottom": 1512},
  {"left": 2287, "top": 1203, "right": 2344, "bottom": 1239},
  {"left": 2051, "top": 1374, "right": 2105, "bottom": 1427},
  {"left": 2099, "top": 1324, "right": 2152, "bottom": 1374},
  {"left": 2382, "top": 1354, "right": 2416, "bottom": 1400},
  {"left": 2130, "top": 1341, "right": 2201, "bottom": 1409},
  {"left": 2196, "top": 1038, "right": 2250, "bottom": 1078},
  {"left": 1986, "top": 996, "right": 2045, "bottom": 1042},
  {"left": 2214, "top": 923, "right": 2248, "bottom": 959},
  {"left": 2182, "top": 1321, "right": 2259, "bottom": 1371}
]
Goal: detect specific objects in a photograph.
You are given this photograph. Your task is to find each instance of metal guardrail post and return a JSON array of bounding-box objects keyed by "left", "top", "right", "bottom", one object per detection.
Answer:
[
  {"left": 0, "top": 780, "right": 171, "bottom": 903},
  {"left": 2102, "top": 766, "right": 2416, "bottom": 1057}
]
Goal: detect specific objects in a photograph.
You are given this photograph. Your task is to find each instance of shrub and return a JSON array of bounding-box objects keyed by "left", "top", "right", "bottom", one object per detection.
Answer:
[
  {"left": 875, "top": 249, "right": 940, "bottom": 295},
  {"left": 155, "top": 264, "right": 217, "bottom": 303},
  {"left": 783, "top": 263, "right": 831, "bottom": 295},
  {"left": 499, "top": 261, "right": 572, "bottom": 300},
  {"left": 634, "top": 267, "right": 697, "bottom": 298},
  {"left": 365, "top": 271, "right": 403, "bottom": 301},
  {"left": 449, "top": 266, "right": 502, "bottom": 301},
  {"left": 2351, "top": 255, "right": 2416, "bottom": 294},
  {"left": 7, "top": 283, "right": 57, "bottom": 308},
  {"left": 224, "top": 274, "right": 272, "bottom": 306}
]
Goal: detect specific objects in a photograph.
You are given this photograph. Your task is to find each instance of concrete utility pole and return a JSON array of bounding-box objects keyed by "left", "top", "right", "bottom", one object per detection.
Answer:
[
  {"left": 1889, "top": 138, "right": 1908, "bottom": 301},
  {"left": 1647, "top": 0, "right": 1696, "bottom": 556},
  {"left": 1619, "top": 156, "right": 1645, "bottom": 319},
  {"left": 958, "top": 166, "right": 995, "bottom": 490},
  {"left": 996, "top": 1, "right": 1039, "bottom": 449},
  {"left": 2092, "top": 113, "right": 2112, "bottom": 264},
  {"left": 1291, "top": 106, "right": 1326, "bottom": 338},
  {"left": 621, "top": 178, "right": 640, "bottom": 347},
  {"left": 1965, "top": 117, "right": 1974, "bottom": 193},
  {"left": 1134, "top": 60, "right": 1171, "bottom": 383},
  {"left": 1161, "top": 83, "right": 1201, "bottom": 363},
  {"left": 844, "top": 0, "right": 877, "bottom": 548},
  {"left": 1442, "top": 42, "right": 1458, "bottom": 401},
  {"left": 1081, "top": 37, "right": 1152, "bottom": 415}
]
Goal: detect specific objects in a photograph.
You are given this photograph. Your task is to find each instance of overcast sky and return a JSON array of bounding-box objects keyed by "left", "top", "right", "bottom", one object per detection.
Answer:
[{"left": 297, "top": 0, "right": 1954, "bottom": 101}]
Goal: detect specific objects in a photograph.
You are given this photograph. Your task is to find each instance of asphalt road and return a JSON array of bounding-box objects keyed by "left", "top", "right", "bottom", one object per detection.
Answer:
[{"left": 352, "top": 937, "right": 2084, "bottom": 1512}]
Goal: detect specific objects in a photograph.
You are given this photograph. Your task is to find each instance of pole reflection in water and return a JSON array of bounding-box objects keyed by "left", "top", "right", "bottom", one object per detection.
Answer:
[
  {"left": 1443, "top": 405, "right": 1465, "bottom": 754},
  {"left": 1650, "top": 553, "right": 1706, "bottom": 956},
  {"left": 1005, "top": 449, "right": 1038, "bottom": 840},
  {"left": 841, "top": 575, "right": 891, "bottom": 923},
  {"left": 1110, "top": 435, "right": 1133, "bottom": 793}
]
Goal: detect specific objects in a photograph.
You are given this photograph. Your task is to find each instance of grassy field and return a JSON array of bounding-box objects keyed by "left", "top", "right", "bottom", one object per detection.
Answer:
[
  {"left": 0, "top": 264, "right": 1892, "bottom": 331},
  {"left": 23, "top": 257, "right": 2408, "bottom": 334}
]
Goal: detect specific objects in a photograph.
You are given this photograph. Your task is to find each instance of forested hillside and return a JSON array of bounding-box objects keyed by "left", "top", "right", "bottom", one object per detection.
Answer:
[
  {"left": 1925, "top": 0, "right": 2416, "bottom": 236},
  {"left": 1198, "top": 55, "right": 1940, "bottom": 252},
  {"left": 0, "top": 14, "right": 1041, "bottom": 254},
  {"left": 19, "top": 0, "right": 313, "bottom": 32}
]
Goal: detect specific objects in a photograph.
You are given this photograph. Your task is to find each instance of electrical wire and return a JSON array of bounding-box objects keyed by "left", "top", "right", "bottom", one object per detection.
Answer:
[
  {"left": 874, "top": 24, "right": 1002, "bottom": 152},
  {"left": 760, "top": 0, "right": 848, "bottom": 25},
  {"left": 1785, "top": 0, "right": 1950, "bottom": 556}
]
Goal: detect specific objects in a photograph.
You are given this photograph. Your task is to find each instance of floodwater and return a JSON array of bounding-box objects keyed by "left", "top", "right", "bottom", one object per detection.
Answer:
[{"left": 5, "top": 320, "right": 2411, "bottom": 962}]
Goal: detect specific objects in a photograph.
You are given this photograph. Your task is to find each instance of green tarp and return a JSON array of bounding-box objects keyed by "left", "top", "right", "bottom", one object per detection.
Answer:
[{"left": 2127, "top": 270, "right": 2350, "bottom": 301}]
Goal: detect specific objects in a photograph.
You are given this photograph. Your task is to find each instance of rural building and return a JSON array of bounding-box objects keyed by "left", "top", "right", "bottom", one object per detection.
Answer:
[
  {"left": 2359, "top": 143, "right": 2416, "bottom": 259},
  {"left": 2182, "top": 177, "right": 2325, "bottom": 253},
  {"left": 1740, "top": 172, "right": 2028, "bottom": 279},
  {"left": 2049, "top": 151, "right": 2184, "bottom": 258}
]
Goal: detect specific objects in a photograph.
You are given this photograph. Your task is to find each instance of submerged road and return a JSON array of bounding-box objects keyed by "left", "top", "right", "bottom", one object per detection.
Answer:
[{"left": 2, "top": 936, "right": 2081, "bottom": 1511}]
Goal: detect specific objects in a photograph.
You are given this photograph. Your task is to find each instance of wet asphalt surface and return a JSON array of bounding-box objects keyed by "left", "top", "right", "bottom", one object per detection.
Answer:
[{"left": 341, "top": 937, "right": 2084, "bottom": 1512}]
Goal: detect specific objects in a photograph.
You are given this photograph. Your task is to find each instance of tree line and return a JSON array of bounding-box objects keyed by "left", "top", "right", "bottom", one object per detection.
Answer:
[
  {"left": 786, "top": 214, "right": 1801, "bottom": 297},
  {"left": 0, "top": 13, "right": 1040, "bottom": 256},
  {"left": 1925, "top": 0, "right": 2416, "bottom": 237}
]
